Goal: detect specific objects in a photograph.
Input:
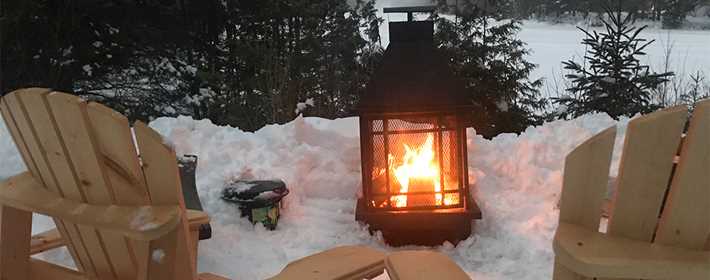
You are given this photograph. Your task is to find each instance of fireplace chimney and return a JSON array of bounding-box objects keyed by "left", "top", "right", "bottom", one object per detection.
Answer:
[{"left": 383, "top": 6, "right": 435, "bottom": 44}]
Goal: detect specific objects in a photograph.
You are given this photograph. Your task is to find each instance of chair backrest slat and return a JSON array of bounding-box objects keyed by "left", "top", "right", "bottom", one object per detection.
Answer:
[
  {"left": 86, "top": 102, "right": 150, "bottom": 205},
  {"left": 0, "top": 96, "right": 40, "bottom": 179},
  {"left": 607, "top": 106, "right": 687, "bottom": 242},
  {"left": 86, "top": 102, "right": 153, "bottom": 276},
  {"left": 134, "top": 122, "right": 195, "bottom": 280},
  {"left": 558, "top": 126, "right": 616, "bottom": 231},
  {"left": 655, "top": 100, "right": 710, "bottom": 250},
  {"left": 45, "top": 93, "right": 116, "bottom": 203},
  {"left": 1, "top": 89, "right": 97, "bottom": 277}
]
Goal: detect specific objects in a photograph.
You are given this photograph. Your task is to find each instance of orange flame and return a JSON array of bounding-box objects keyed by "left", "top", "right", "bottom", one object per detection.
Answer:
[{"left": 388, "top": 134, "right": 444, "bottom": 207}]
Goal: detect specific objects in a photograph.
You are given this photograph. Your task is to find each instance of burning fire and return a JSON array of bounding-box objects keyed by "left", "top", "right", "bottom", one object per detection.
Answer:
[{"left": 387, "top": 134, "right": 456, "bottom": 208}]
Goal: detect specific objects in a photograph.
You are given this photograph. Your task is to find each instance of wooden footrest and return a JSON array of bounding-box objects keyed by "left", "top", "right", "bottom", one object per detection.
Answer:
[
  {"left": 268, "top": 246, "right": 386, "bottom": 280},
  {"left": 385, "top": 250, "right": 470, "bottom": 280}
]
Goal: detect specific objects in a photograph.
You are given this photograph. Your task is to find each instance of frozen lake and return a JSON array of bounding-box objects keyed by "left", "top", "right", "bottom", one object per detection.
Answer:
[{"left": 519, "top": 21, "right": 710, "bottom": 96}]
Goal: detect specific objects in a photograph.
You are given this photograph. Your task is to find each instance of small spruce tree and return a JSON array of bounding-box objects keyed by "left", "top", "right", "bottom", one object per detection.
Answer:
[
  {"left": 681, "top": 71, "right": 710, "bottom": 108},
  {"left": 554, "top": 8, "right": 673, "bottom": 120}
]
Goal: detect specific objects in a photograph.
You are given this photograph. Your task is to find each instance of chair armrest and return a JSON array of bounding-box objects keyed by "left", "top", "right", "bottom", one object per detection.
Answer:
[
  {"left": 554, "top": 222, "right": 710, "bottom": 279},
  {"left": 0, "top": 172, "right": 182, "bottom": 241},
  {"left": 30, "top": 210, "right": 210, "bottom": 255},
  {"left": 186, "top": 209, "right": 210, "bottom": 230}
]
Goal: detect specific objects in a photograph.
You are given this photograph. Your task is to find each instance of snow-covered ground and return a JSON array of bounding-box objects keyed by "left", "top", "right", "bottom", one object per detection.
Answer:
[{"left": 0, "top": 113, "right": 631, "bottom": 279}]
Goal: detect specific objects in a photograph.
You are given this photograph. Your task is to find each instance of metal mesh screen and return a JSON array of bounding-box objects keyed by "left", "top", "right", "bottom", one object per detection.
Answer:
[
  {"left": 442, "top": 130, "right": 459, "bottom": 191},
  {"left": 365, "top": 114, "right": 464, "bottom": 210},
  {"left": 372, "top": 119, "right": 384, "bottom": 132},
  {"left": 371, "top": 134, "right": 387, "bottom": 194},
  {"left": 388, "top": 117, "right": 435, "bottom": 132}
]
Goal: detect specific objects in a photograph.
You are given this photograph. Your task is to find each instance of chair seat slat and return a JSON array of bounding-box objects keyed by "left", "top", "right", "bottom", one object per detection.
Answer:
[
  {"left": 269, "top": 246, "right": 386, "bottom": 280},
  {"left": 386, "top": 250, "right": 468, "bottom": 280},
  {"left": 554, "top": 222, "right": 710, "bottom": 279}
]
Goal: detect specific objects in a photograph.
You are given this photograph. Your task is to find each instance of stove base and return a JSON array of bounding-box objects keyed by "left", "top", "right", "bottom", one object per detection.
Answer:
[{"left": 355, "top": 197, "right": 481, "bottom": 246}]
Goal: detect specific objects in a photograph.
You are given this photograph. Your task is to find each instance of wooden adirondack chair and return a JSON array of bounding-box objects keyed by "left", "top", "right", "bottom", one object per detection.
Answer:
[
  {"left": 553, "top": 100, "right": 710, "bottom": 279},
  {"left": 0, "top": 88, "right": 227, "bottom": 280}
]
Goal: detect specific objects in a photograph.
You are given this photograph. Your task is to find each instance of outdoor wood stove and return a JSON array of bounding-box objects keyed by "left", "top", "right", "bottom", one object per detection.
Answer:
[{"left": 355, "top": 6, "right": 481, "bottom": 246}]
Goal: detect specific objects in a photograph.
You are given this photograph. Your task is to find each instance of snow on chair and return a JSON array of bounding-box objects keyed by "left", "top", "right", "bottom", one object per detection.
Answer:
[
  {"left": 0, "top": 88, "right": 226, "bottom": 280},
  {"left": 553, "top": 100, "right": 710, "bottom": 279}
]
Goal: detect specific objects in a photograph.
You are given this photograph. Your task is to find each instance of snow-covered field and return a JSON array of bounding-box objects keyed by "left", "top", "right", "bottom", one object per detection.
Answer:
[
  {"left": 0, "top": 113, "right": 631, "bottom": 279},
  {"left": 519, "top": 21, "right": 710, "bottom": 95}
]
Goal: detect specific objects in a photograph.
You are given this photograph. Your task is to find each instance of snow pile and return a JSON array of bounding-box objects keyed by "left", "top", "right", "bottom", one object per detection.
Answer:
[
  {"left": 151, "top": 113, "right": 626, "bottom": 279},
  {"left": 463, "top": 114, "right": 626, "bottom": 279},
  {"left": 294, "top": 98, "right": 315, "bottom": 114},
  {"left": 0, "top": 113, "right": 629, "bottom": 279}
]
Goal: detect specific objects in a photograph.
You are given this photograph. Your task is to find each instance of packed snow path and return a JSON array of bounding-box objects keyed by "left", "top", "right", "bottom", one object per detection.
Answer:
[{"left": 0, "top": 114, "right": 629, "bottom": 279}]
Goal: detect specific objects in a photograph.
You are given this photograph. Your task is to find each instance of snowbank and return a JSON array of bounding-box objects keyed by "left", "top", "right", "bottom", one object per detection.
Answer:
[{"left": 0, "top": 113, "right": 628, "bottom": 279}]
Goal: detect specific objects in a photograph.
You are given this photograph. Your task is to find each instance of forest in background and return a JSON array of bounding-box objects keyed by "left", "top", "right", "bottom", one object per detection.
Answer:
[
  {"left": 1, "top": 0, "right": 384, "bottom": 132},
  {"left": 505, "top": 0, "right": 710, "bottom": 28},
  {"left": 1, "top": 0, "right": 709, "bottom": 137},
  {"left": 1, "top": 0, "right": 546, "bottom": 137}
]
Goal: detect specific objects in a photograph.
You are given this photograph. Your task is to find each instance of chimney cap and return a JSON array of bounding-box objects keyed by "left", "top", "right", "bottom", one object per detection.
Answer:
[
  {"left": 384, "top": 5, "right": 436, "bottom": 22},
  {"left": 383, "top": 5, "right": 436, "bottom": 14}
]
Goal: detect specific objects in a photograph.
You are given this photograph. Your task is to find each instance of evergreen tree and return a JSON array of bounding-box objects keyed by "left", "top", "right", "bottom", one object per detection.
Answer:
[
  {"left": 218, "top": 0, "right": 380, "bottom": 130},
  {"left": 554, "top": 8, "right": 673, "bottom": 119},
  {"left": 355, "top": 0, "right": 384, "bottom": 79},
  {"left": 435, "top": 0, "right": 545, "bottom": 137},
  {"left": 3, "top": 0, "right": 383, "bottom": 131}
]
